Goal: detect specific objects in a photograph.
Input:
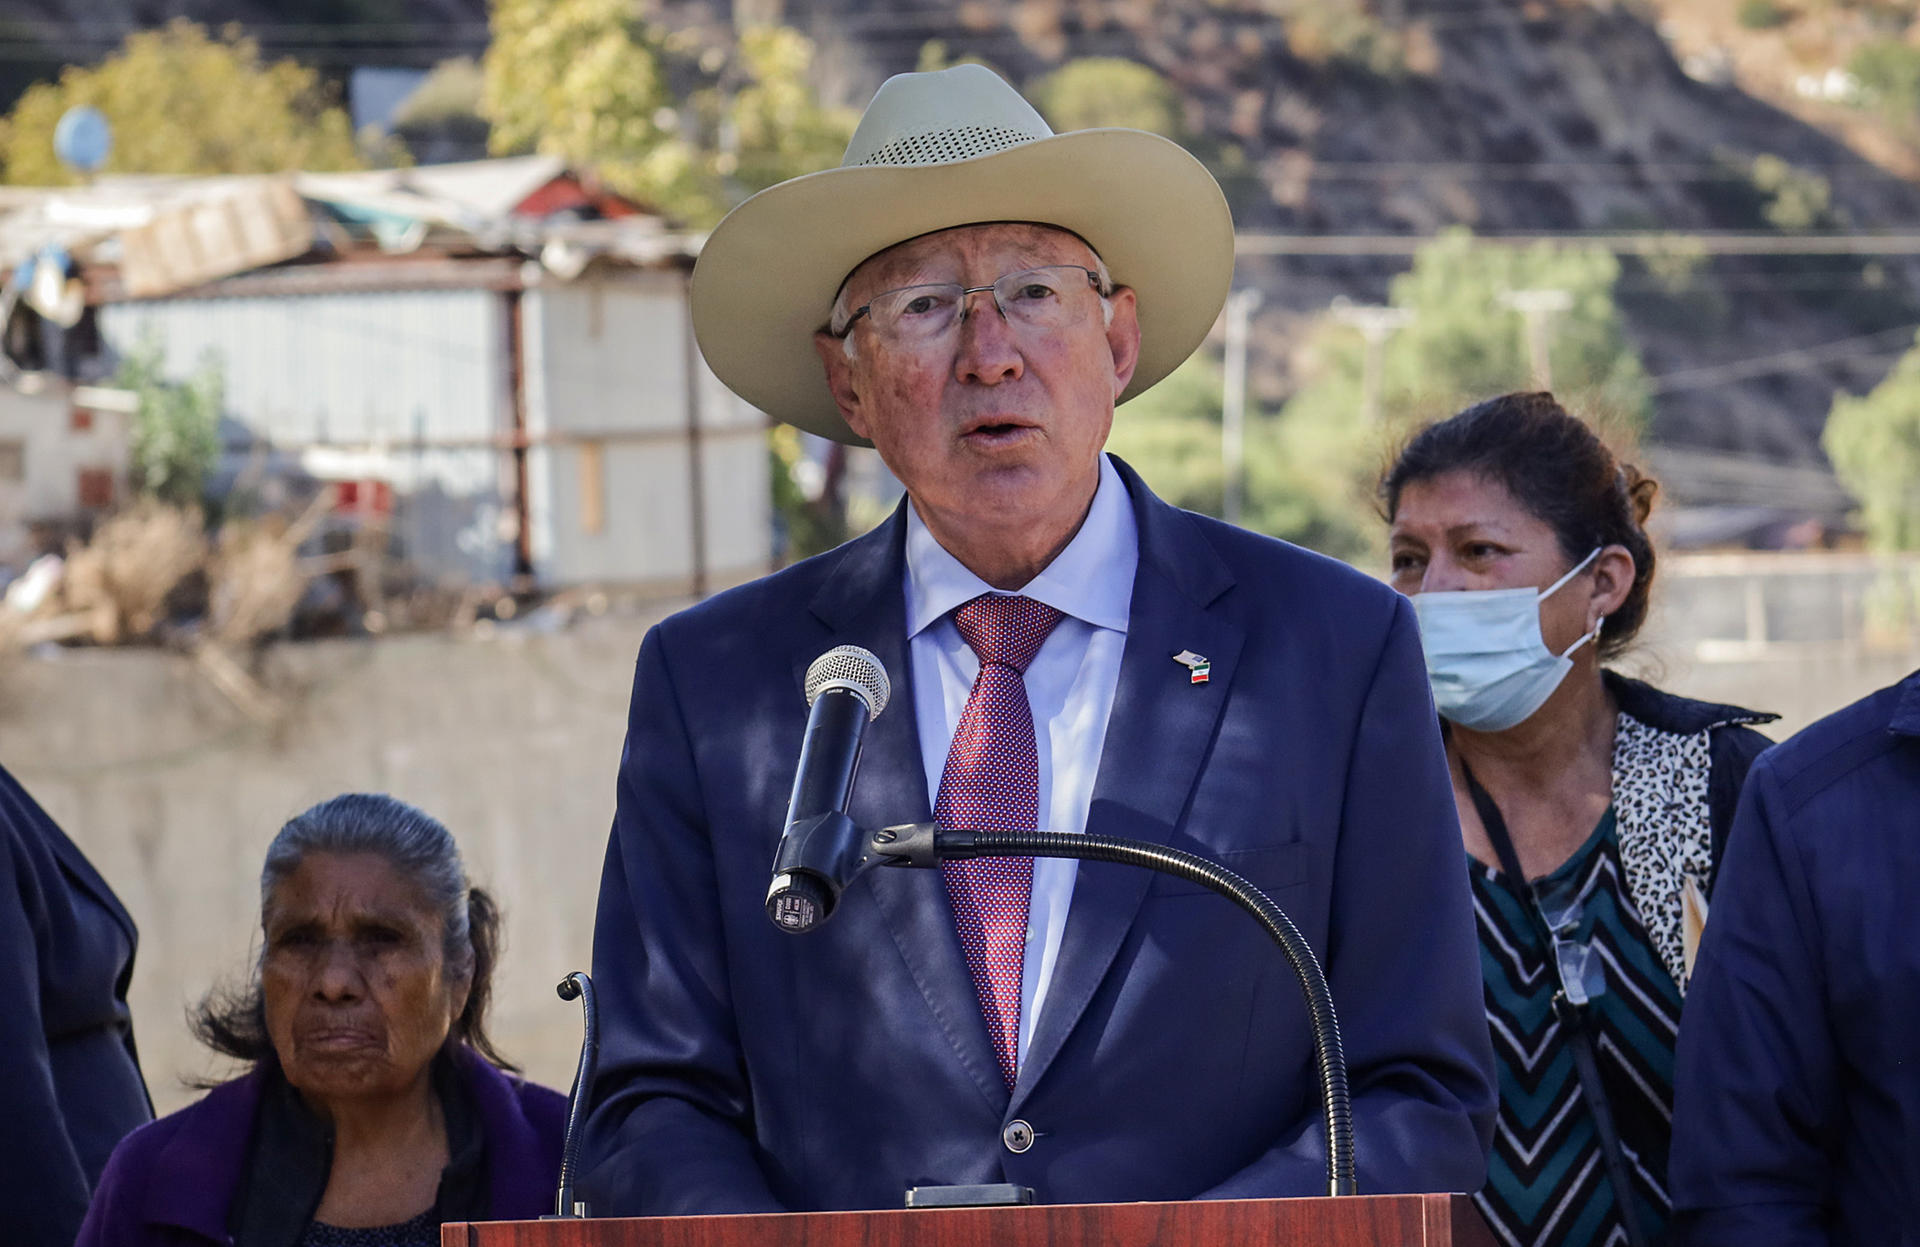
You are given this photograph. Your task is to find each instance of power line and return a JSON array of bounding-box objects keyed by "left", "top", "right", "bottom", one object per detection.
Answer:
[
  {"left": 1235, "top": 231, "right": 1920, "bottom": 256},
  {"left": 1614, "top": 271, "right": 1917, "bottom": 294},
  {"left": 0, "top": 21, "right": 492, "bottom": 39},
  {"left": 1647, "top": 322, "right": 1920, "bottom": 393},
  {"left": 801, "top": 2, "right": 1591, "bottom": 35},
  {"left": 1297, "top": 160, "right": 1918, "bottom": 184}
]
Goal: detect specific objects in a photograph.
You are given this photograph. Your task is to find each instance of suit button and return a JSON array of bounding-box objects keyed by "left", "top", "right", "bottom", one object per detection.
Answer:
[{"left": 1002, "top": 1119, "right": 1035, "bottom": 1154}]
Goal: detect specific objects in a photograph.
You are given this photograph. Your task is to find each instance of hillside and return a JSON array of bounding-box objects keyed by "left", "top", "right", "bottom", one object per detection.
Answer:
[
  {"left": 0, "top": 0, "right": 488, "bottom": 92},
  {"left": 634, "top": 0, "right": 1920, "bottom": 502},
  {"left": 9, "top": 0, "right": 1920, "bottom": 503}
]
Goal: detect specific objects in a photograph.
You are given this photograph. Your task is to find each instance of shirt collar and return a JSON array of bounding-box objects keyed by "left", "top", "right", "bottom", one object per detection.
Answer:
[
  {"left": 905, "top": 453, "right": 1138, "bottom": 639},
  {"left": 1892, "top": 669, "right": 1920, "bottom": 738}
]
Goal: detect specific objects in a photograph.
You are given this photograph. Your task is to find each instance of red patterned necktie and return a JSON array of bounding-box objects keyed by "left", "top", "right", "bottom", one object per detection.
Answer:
[{"left": 935, "top": 593, "right": 1064, "bottom": 1089}]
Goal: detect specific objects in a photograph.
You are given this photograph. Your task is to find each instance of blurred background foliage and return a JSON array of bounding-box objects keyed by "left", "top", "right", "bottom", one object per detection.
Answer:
[
  {"left": 1824, "top": 331, "right": 1920, "bottom": 553},
  {"left": 481, "top": 0, "right": 855, "bottom": 228},
  {"left": 1115, "top": 226, "right": 1651, "bottom": 565},
  {"left": 117, "top": 337, "right": 224, "bottom": 511},
  {"left": 0, "top": 20, "right": 365, "bottom": 184}
]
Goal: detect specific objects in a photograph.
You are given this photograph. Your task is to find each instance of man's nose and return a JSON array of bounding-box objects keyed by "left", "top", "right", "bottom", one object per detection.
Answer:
[{"left": 952, "top": 287, "right": 1023, "bottom": 385}]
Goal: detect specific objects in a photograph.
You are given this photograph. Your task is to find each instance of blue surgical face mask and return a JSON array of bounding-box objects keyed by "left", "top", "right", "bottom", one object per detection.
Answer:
[{"left": 1410, "top": 548, "right": 1603, "bottom": 733}]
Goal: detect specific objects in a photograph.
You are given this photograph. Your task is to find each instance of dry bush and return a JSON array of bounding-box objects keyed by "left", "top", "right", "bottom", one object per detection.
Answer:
[
  {"left": 206, "top": 519, "right": 306, "bottom": 648},
  {"left": 61, "top": 502, "right": 207, "bottom": 644}
]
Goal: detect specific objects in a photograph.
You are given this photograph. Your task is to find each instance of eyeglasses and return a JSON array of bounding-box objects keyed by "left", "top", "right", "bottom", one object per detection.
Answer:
[
  {"left": 835, "top": 264, "right": 1108, "bottom": 345},
  {"left": 1535, "top": 875, "right": 1608, "bottom": 1006}
]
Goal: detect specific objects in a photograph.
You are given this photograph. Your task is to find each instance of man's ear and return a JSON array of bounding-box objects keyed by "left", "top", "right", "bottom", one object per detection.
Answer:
[
  {"left": 814, "top": 331, "right": 870, "bottom": 440},
  {"left": 1104, "top": 286, "right": 1142, "bottom": 398}
]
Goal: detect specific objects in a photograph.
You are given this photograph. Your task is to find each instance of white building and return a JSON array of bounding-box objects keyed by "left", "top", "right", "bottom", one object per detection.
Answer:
[{"left": 0, "top": 380, "right": 130, "bottom": 569}]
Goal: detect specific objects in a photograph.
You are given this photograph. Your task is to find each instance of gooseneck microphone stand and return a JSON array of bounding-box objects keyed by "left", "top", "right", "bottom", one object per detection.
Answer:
[
  {"left": 546, "top": 971, "right": 599, "bottom": 1219},
  {"left": 786, "top": 820, "right": 1359, "bottom": 1198}
]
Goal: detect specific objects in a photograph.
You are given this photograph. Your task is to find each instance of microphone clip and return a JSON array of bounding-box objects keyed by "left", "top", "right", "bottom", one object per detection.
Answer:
[
  {"left": 763, "top": 820, "right": 967, "bottom": 932},
  {"left": 765, "top": 811, "right": 878, "bottom": 933}
]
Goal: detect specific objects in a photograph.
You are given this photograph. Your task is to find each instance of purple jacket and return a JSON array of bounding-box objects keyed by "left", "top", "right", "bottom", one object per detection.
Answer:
[{"left": 76, "top": 1044, "right": 567, "bottom": 1245}]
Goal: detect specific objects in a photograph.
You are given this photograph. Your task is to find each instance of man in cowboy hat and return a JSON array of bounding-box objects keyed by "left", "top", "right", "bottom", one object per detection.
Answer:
[{"left": 582, "top": 64, "right": 1495, "bottom": 1213}]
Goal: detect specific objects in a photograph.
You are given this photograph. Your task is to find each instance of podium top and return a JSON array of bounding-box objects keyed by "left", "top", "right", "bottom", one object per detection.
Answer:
[{"left": 444, "top": 1192, "right": 1494, "bottom": 1247}]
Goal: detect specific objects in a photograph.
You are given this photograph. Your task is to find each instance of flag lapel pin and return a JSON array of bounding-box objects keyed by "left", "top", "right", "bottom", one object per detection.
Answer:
[{"left": 1172, "top": 649, "right": 1211, "bottom": 685}]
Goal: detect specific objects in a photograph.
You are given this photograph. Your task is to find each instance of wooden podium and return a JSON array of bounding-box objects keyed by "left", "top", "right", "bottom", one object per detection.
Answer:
[{"left": 445, "top": 1194, "right": 1496, "bottom": 1246}]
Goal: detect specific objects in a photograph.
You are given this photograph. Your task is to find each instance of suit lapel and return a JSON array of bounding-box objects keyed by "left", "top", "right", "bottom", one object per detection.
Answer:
[
  {"left": 1014, "top": 461, "right": 1244, "bottom": 1104},
  {"left": 804, "top": 506, "right": 1008, "bottom": 1111}
]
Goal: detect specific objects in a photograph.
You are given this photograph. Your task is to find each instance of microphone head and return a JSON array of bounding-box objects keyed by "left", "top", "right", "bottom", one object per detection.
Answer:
[{"left": 804, "top": 645, "right": 890, "bottom": 719}]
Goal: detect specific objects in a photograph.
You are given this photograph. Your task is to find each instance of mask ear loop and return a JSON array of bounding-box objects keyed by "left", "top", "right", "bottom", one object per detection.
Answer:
[
  {"left": 1541, "top": 547, "right": 1607, "bottom": 663},
  {"left": 1539, "top": 546, "right": 1603, "bottom": 602},
  {"left": 1560, "top": 613, "right": 1606, "bottom": 661}
]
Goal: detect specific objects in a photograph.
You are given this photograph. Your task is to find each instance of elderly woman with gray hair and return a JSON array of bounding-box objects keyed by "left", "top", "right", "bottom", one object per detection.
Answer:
[{"left": 77, "top": 794, "right": 566, "bottom": 1247}]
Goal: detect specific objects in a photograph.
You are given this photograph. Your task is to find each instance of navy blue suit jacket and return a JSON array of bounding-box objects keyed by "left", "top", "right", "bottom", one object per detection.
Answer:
[
  {"left": 1, "top": 762, "right": 152, "bottom": 1246},
  {"left": 582, "top": 458, "right": 1496, "bottom": 1213},
  {"left": 1671, "top": 668, "right": 1920, "bottom": 1245}
]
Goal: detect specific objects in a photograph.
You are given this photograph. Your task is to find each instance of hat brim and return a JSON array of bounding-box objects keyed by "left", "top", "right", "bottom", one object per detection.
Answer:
[{"left": 691, "top": 128, "right": 1236, "bottom": 445}]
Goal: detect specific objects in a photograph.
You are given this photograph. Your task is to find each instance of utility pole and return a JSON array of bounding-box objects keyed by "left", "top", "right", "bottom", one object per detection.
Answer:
[
  {"left": 1221, "top": 287, "right": 1263, "bottom": 526},
  {"left": 1329, "top": 297, "right": 1413, "bottom": 425},
  {"left": 1498, "top": 288, "right": 1573, "bottom": 390}
]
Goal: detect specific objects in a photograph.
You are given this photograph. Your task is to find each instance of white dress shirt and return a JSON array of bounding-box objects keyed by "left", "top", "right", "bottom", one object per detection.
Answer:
[{"left": 904, "top": 453, "right": 1139, "bottom": 1064}]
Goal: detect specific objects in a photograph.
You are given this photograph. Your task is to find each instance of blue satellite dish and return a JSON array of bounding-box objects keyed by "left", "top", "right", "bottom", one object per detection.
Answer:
[{"left": 53, "top": 106, "right": 112, "bottom": 174}]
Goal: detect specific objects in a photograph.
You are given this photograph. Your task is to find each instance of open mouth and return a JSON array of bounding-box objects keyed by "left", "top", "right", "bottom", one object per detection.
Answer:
[{"left": 961, "top": 419, "right": 1037, "bottom": 445}]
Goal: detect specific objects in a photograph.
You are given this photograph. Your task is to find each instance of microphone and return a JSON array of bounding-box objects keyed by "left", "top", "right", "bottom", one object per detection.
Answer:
[
  {"left": 765, "top": 645, "right": 891, "bottom": 933},
  {"left": 546, "top": 971, "right": 598, "bottom": 1219}
]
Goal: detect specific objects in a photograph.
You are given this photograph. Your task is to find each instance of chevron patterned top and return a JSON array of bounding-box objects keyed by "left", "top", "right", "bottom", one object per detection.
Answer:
[{"left": 1471, "top": 808, "right": 1684, "bottom": 1247}]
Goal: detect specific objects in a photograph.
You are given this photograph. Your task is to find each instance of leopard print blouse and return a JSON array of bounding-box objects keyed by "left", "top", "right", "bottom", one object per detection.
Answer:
[{"left": 1609, "top": 710, "right": 1715, "bottom": 993}]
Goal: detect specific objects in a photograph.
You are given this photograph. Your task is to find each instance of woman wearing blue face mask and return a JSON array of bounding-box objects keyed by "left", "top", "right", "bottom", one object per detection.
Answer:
[{"left": 1381, "top": 392, "right": 1776, "bottom": 1247}]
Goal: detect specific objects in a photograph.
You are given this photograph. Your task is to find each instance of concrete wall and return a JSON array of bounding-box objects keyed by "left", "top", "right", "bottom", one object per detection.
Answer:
[
  {"left": 4, "top": 599, "right": 1913, "bottom": 1119},
  {"left": 0, "top": 611, "right": 674, "bottom": 1115}
]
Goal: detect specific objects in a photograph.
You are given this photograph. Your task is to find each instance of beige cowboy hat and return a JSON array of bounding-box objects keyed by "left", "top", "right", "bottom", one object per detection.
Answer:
[{"left": 690, "top": 63, "right": 1236, "bottom": 444}]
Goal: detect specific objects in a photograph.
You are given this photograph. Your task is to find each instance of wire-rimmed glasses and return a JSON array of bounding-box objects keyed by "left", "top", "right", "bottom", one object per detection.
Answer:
[
  {"left": 1535, "top": 873, "right": 1608, "bottom": 1007},
  {"left": 835, "top": 264, "right": 1107, "bottom": 345}
]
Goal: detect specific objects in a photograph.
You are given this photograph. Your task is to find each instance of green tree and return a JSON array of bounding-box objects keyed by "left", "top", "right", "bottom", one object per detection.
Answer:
[
  {"left": 1274, "top": 228, "right": 1649, "bottom": 448},
  {"left": 722, "top": 27, "right": 862, "bottom": 200},
  {"left": 1105, "top": 353, "right": 1230, "bottom": 513},
  {"left": 483, "top": 0, "right": 690, "bottom": 205},
  {"left": 1736, "top": 0, "right": 1791, "bottom": 28},
  {"left": 1750, "top": 154, "right": 1836, "bottom": 230},
  {"left": 1105, "top": 350, "right": 1384, "bottom": 564},
  {"left": 1270, "top": 229, "right": 1650, "bottom": 562},
  {"left": 1824, "top": 332, "right": 1920, "bottom": 552},
  {"left": 118, "top": 339, "right": 223, "bottom": 509},
  {"left": 1849, "top": 38, "right": 1920, "bottom": 129},
  {"left": 1030, "top": 58, "right": 1183, "bottom": 137},
  {"left": 0, "top": 20, "right": 363, "bottom": 184},
  {"left": 481, "top": 0, "right": 853, "bottom": 227}
]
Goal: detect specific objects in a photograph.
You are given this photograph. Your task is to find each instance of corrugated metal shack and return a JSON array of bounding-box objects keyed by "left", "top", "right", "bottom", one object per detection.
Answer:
[{"left": 2, "top": 157, "right": 769, "bottom": 597}]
